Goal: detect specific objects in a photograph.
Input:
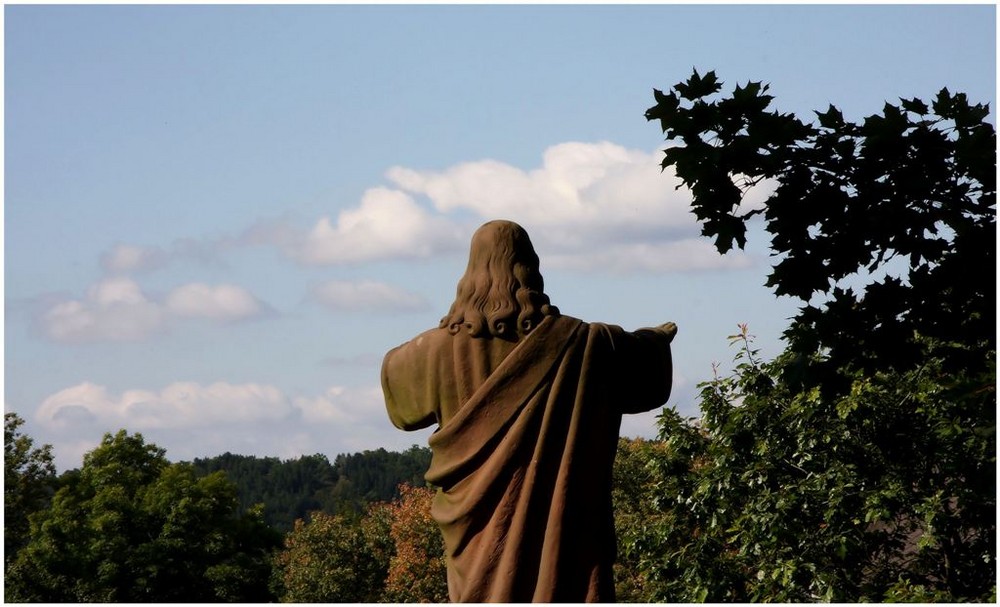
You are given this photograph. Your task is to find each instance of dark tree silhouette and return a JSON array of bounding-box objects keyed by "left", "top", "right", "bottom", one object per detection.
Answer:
[
  {"left": 623, "top": 70, "right": 996, "bottom": 602},
  {"left": 645, "top": 69, "right": 995, "bottom": 382}
]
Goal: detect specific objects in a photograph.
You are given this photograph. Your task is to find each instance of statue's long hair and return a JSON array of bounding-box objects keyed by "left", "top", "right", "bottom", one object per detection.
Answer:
[{"left": 440, "top": 220, "right": 558, "bottom": 339}]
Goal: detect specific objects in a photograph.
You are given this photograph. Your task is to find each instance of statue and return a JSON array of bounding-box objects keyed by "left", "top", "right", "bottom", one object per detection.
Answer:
[{"left": 381, "top": 220, "right": 676, "bottom": 602}]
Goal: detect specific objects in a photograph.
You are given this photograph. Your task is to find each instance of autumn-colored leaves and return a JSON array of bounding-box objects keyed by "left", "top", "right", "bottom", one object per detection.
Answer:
[{"left": 274, "top": 483, "right": 448, "bottom": 603}]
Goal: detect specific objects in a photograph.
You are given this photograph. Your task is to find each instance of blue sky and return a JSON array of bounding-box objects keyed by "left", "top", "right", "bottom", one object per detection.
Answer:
[{"left": 6, "top": 4, "right": 995, "bottom": 470}]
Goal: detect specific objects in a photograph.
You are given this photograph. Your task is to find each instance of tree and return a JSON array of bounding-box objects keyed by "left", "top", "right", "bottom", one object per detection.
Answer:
[
  {"left": 612, "top": 437, "right": 686, "bottom": 602},
  {"left": 633, "top": 71, "right": 995, "bottom": 602},
  {"left": 272, "top": 483, "right": 448, "bottom": 603},
  {"left": 272, "top": 506, "right": 394, "bottom": 602},
  {"left": 190, "top": 445, "right": 433, "bottom": 531},
  {"left": 6, "top": 430, "right": 281, "bottom": 602},
  {"left": 191, "top": 452, "right": 339, "bottom": 532},
  {"left": 329, "top": 446, "right": 434, "bottom": 514},
  {"left": 645, "top": 70, "right": 995, "bottom": 381},
  {"left": 383, "top": 484, "right": 449, "bottom": 602},
  {"left": 4, "top": 413, "right": 56, "bottom": 566},
  {"left": 633, "top": 327, "right": 995, "bottom": 602}
]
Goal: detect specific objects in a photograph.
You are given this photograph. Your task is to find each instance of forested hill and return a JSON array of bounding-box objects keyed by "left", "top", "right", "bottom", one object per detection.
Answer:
[{"left": 189, "top": 445, "right": 432, "bottom": 532}]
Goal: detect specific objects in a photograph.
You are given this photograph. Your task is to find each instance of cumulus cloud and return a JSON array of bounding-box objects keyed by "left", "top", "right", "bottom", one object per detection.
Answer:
[
  {"left": 310, "top": 280, "right": 429, "bottom": 313},
  {"left": 101, "top": 244, "right": 168, "bottom": 274},
  {"left": 41, "top": 278, "right": 166, "bottom": 343},
  {"left": 165, "top": 283, "right": 264, "bottom": 321},
  {"left": 293, "top": 385, "right": 385, "bottom": 425},
  {"left": 29, "top": 373, "right": 677, "bottom": 470},
  {"left": 37, "top": 381, "right": 391, "bottom": 433},
  {"left": 36, "top": 381, "right": 294, "bottom": 430},
  {"left": 387, "top": 141, "right": 692, "bottom": 232},
  {"left": 38, "top": 278, "right": 267, "bottom": 343},
  {"left": 33, "top": 380, "right": 424, "bottom": 469},
  {"left": 386, "top": 141, "right": 757, "bottom": 272},
  {"left": 289, "top": 188, "right": 465, "bottom": 265},
  {"left": 289, "top": 385, "right": 427, "bottom": 454},
  {"left": 95, "top": 141, "right": 759, "bottom": 274}
]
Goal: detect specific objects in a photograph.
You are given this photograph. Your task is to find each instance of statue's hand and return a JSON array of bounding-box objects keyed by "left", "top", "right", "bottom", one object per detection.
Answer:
[{"left": 659, "top": 322, "right": 677, "bottom": 343}]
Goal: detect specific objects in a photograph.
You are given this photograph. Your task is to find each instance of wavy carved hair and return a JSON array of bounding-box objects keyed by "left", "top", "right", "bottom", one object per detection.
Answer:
[{"left": 440, "top": 220, "right": 558, "bottom": 339}]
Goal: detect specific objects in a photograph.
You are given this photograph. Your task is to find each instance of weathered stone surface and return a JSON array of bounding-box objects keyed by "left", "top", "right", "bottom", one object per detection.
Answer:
[{"left": 382, "top": 220, "right": 676, "bottom": 602}]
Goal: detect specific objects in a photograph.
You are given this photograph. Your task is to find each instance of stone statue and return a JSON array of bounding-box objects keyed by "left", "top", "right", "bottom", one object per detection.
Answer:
[{"left": 381, "top": 220, "right": 676, "bottom": 602}]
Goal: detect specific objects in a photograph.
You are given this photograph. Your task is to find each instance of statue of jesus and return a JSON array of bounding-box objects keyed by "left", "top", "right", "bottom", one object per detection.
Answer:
[{"left": 381, "top": 219, "right": 676, "bottom": 602}]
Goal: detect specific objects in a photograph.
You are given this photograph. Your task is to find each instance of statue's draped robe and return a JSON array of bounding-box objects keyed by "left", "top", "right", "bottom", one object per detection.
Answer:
[{"left": 381, "top": 314, "right": 674, "bottom": 602}]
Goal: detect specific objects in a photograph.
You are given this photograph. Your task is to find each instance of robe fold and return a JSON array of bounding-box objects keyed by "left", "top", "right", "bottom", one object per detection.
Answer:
[{"left": 382, "top": 314, "right": 674, "bottom": 603}]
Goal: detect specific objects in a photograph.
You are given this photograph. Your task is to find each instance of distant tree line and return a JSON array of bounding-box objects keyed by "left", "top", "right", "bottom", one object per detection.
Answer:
[{"left": 189, "top": 445, "right": 431, "bottom": 532}]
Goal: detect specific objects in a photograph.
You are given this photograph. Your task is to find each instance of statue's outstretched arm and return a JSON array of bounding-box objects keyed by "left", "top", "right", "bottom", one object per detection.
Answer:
[
  {"left": 602, "top": 321, "right": 676, "bottom": 415},
  {"left": 381, "top": 341, "right": 439, "bottom": 431}
]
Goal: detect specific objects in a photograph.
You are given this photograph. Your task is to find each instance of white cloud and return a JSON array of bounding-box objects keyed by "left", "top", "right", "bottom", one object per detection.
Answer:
[
  {"left": 99, "top": 238, "right": 228, "bottom": 277},
  {"left": 165, "top": 283, "right": 263, "bottom": 321},
  {"left": 29, "top": 371, "right": 676, "bottom": 471},
  {"left": 94, "top": 141, "right": 756, "bottom": 275},
  {"left": 88, "top": 276, "right": 147, "bottom": 305},
  {"left": 41, "top": 278, "right": 166, "bottom": 343},
  {"left": 311, "top": 280, "right": 428, "bottom": 313},
  {"left": 38, "top": 278, "right": 268, "bottom": 343},
  {"left": 37, "top": 381, "right": 294, "bottom": 430},
  {"left": 290, "top": 187, "right": 465, "bottom": 265},
  {"left": 32, "top": 381, "right": 427, "bottom": 469},
  {"left": 285, "top": 385, "right": 426, "bottom": 455},
  {"left": 293, "top": 385, "right": 385, "bottom": 425},
  {"left": 37, "top": 381, "right": 390, "bottom": 433},
  {"left": 386, "top": 141, "right": 756, "bottom": 272},
  {"left": 101, "top": 244, "right": 168, "bottom": 274},
  {"left": 386, "top": 141, "right": 694, "bottom": 232}
]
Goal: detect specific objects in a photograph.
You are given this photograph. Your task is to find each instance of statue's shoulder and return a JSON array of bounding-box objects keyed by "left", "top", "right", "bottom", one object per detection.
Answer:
[
  {"left": 541, "top": 313, "right": 589, "bottom": 338},
  {"left": 574, "top": 319, "right": 635, "bottom": 345},
  {"left": 574, "top": 317, "right": 615, "bottom": 333},
  {"left": 557, "top": 314, "right": 587, "bottom": 328},
  {"left": 415, "top": 326, "right": 455, "bottom": 348},
  {"left": 385, "top": 326, "right": 452, "bottom": 362}
]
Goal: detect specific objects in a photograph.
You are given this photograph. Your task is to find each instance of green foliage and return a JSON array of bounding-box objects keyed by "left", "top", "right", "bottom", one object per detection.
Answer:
[
  {"left": 383, "top": 484, "right": 449, "bottom": 602},
  {"left": 646, "top": 69, "right": 995, "bottom": 379},
  {"left": 4, "top": 423, "right": 440, "bottom": 603},
  {"left": 4, "top": 413, "right": 56, "bottom": 567},
  {"left": 272, "top": 506, "right": 393, "bottom": 602},
  {"left": 613, "top": 330, "right": 995, "bottom": 602},
  {"left": 271, "top": 483, "right": 447, "bottom": 603},
  {"left": 191, "top": 451, "right": 338, "bottom": 532},
  {"left": 191, "top": 445, "right": 431, "bottom": 532},
  {"left": 331, "top": 445, "right": 433, "bottom": 513},
  {"left": 617, "top": 71, "right": 998, "bottom": 603},
  {"left": 6, "top": 430, "right": 282, "bottom": 602},
  {"left": 613, "top": 437, "right": 681, "bottom": 601}
]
